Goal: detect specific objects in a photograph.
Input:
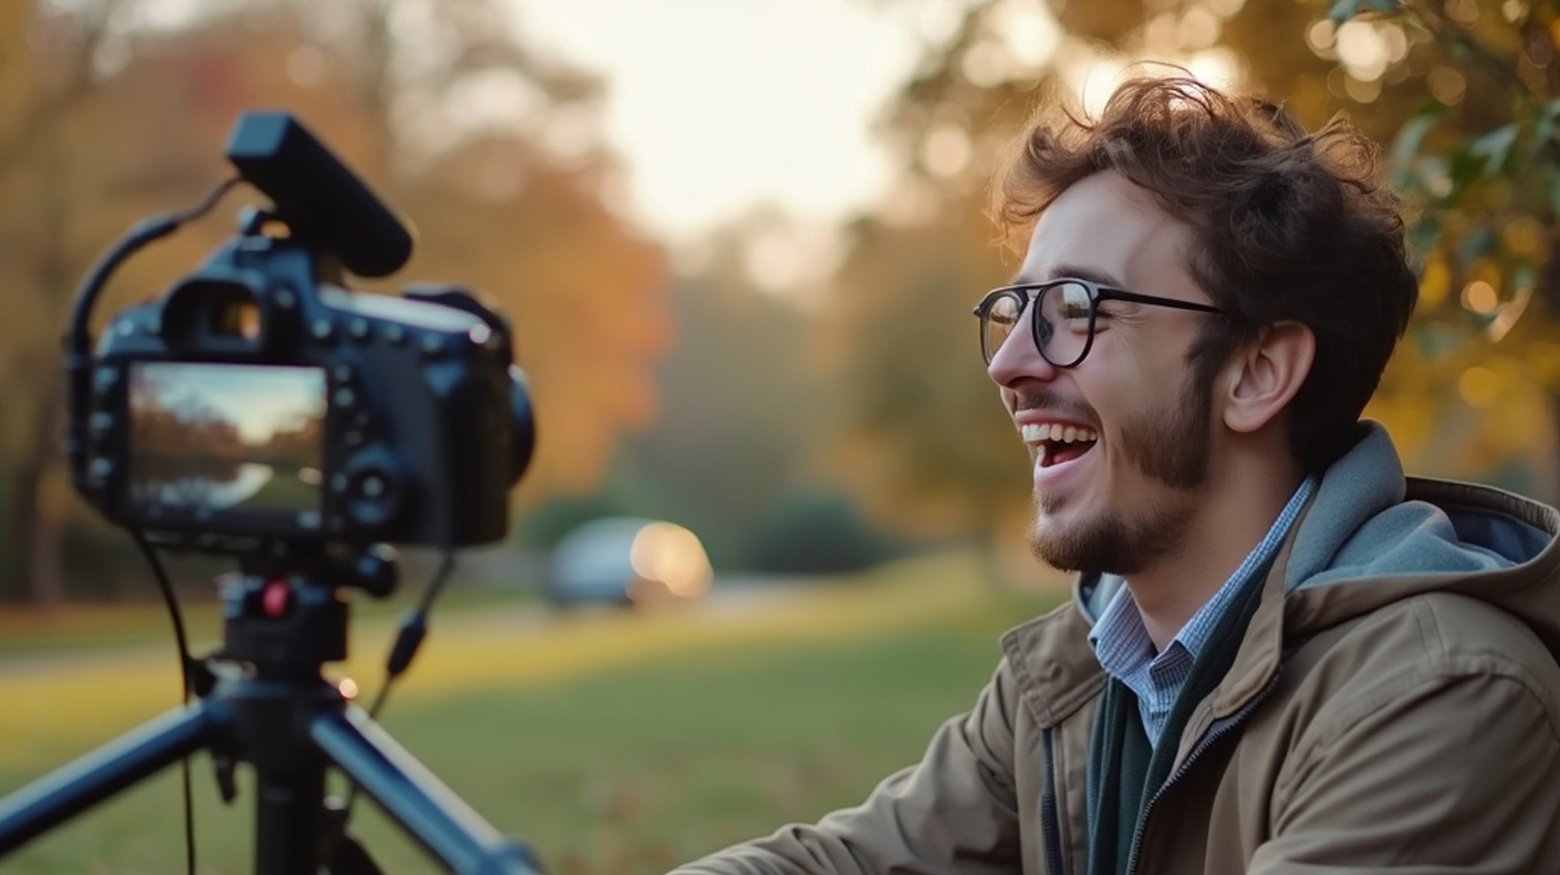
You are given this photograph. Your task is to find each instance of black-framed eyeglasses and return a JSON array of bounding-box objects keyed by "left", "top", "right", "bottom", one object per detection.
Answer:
[{"left": 972, "top": 278, "right": 1227, "bottom": 367}]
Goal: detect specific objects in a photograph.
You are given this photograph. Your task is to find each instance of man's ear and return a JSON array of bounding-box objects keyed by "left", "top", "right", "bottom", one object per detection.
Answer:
[{"left": 1222, "top": 322, "right": 1315, "bottom": 434}]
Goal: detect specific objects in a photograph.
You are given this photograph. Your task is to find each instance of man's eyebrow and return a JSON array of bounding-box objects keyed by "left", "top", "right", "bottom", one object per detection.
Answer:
[{"left": 1011, "top": 264, "right": 1127, "bottom": 289}]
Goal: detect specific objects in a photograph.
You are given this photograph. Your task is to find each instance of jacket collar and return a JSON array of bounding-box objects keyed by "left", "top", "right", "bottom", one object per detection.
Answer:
[{"left": 1001, "top": 590, "right": 1105, "bottom": 730}]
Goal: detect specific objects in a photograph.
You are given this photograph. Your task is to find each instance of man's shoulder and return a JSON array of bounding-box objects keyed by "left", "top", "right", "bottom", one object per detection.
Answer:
[
  {"left": 1358, "top": 590, "right": 1557, "bottom": 677},
  {"left": 1284, "top": 589, "right": 1560, "bottom": 719}
]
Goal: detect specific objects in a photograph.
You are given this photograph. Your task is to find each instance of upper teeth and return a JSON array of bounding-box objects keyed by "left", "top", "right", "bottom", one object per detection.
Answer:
[{"left": 1021, "top": 423, "right": 1098, "bottom": 444}]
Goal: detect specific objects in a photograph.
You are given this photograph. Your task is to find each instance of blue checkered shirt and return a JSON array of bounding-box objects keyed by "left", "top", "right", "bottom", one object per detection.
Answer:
[{"left": 1088, "top": 477, "right": 1317, "bottom": 747}]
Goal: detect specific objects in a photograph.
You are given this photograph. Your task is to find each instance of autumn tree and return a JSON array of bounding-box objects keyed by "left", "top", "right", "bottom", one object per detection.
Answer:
[{"left": 0, "top": 0, "right": 130, "bottom": 601}]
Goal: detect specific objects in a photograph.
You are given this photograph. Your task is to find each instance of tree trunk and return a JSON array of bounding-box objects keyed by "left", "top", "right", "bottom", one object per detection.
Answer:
[
  {"left": 19, "top": 389, "right": 67, "bottom": 603},
  {"left": 8, "top": 128, "right": 74, "bottom": 603}
]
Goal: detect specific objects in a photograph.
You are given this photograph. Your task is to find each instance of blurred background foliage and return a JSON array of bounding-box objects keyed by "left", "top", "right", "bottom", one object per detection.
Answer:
[{"left": 3, "top": 0, "right": 1560, "bottom": 603}]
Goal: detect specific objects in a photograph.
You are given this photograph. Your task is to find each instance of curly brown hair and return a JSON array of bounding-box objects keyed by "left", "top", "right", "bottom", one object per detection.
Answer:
[{"left": 993, "top": 75, "right": 1418, "bottom": 474}]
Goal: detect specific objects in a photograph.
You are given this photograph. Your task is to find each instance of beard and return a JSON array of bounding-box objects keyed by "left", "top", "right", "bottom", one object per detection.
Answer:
[{"left": 1028, "top": 367, "right": 1214, "bottom": 575}]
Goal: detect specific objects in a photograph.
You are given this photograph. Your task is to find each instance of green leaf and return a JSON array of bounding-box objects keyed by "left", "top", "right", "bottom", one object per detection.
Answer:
[
  {"left": 1513, "top": 260, "right": 1537, "bottom": 292},
  {"left": 1392, "top": 104, "right": 1447, "bottom": 165},
  {"left": 1390, "top": 105, "right": 1448, "bottom": 192},
  {"left": 1329, "top": 0, "right": 1401, "bottom": 23},
  {"left": 1456, "top": 225, "right": 1498, "bottom": 269},
  {"left": 1528, "top": 99, "right": 1560, "bottom": 167},
  {"left": 1533, "top": 99, "right": 1560, "bottom": 144},
  {"left": 1449, "top": 148, "right": 1484, "bottom": 198},
  {"left": 1413, "top": 322, "right": 1465, "bottom": 357},
  {"left": 1408, "top": 219, "right": 1442, "bottom": 271},
  {"left": 1468, "top": 123, "right": 1520, "bottom": 176},
  {"left": 1328, "top": 0, "right": 1359, "bottom": 24}
]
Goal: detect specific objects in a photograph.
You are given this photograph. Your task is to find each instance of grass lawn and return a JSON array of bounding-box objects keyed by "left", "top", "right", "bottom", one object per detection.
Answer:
[{"left": 0, "top": 552, "right": 1067, "bottom": 874}]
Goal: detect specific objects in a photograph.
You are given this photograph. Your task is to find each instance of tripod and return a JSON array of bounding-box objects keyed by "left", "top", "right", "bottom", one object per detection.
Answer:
[{"left": 0, "top": 549, "right": 542, "bottom": 874}]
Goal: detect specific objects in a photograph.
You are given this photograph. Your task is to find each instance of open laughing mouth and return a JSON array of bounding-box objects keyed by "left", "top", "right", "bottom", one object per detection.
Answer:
[{"left": 1021, "top": 423, "right": 1099, "bottom": 468}]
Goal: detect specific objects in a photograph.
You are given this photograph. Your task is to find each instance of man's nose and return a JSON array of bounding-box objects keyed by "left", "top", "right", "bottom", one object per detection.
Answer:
[{"left": 986, "top": 320, "right": 1059, "bottom": 388}]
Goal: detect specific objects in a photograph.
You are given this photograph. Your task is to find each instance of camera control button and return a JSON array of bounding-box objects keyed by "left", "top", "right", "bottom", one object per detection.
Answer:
[
  {"left": 261, "top": 580, "right": 291, "bottom": 618},
  {"left": 349, "top": 319, "right": 371, "bottom": 341},
  {"left": 94, "top": 367, "right": 119, "bottom": 393},
  {"left": 420, "top": 334, "right": 445, "bottom": 356},
  {"left": 343, "top": 466, "right": 401, "bottom": 529},
  {"left": 334, "top": 387, "right": 358, "bottom": 409},
  {"left": 385, "top": 324, "right": 407, "bottom": 345},
  {"left": 361, "top": 474, "right": 388, "bottom": 499},
  {"left": 311, "top": 319, "right": 336, "bottom": 340}
]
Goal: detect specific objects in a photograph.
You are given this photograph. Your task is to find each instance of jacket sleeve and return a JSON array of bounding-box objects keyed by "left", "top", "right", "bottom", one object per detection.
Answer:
[
  {"left": 669, "top": 658, "right": 1025, "bottom": 875},
  {"left": 1248, "top": 669, "right": 1560, "bottom": 873}
]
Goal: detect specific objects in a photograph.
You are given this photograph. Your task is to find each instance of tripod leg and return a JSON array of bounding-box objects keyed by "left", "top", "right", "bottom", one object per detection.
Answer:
[
  {"left": 311, "top": 707, "right": 541, "bottom": 875},
  {"left": 0, "top": 699, "right": 229, "bottom": 855},
  {"left": 254, "top": 746, "right": 329, "bottom": 875}
]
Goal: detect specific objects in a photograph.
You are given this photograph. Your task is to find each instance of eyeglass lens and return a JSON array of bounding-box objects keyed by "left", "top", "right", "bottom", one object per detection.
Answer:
[{"left": 981, "top": 281, "right": 1094, "bottom": 366}]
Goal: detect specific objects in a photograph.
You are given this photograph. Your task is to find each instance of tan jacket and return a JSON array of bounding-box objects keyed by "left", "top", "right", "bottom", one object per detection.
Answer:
[{"left": 675, "top": 431, "right": 1560, "bottom": 874}]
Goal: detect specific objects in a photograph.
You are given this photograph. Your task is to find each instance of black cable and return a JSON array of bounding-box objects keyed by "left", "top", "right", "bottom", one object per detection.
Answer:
[
  {"left": 129, "top": 531, "right": 197, "bottom": 875},
  {"left": 66, "top": 175, "right": 242, "bottom": 494},
  {"left": 340, "top": 550, "right": 457, "bottom": 820},
  {"left": 66, "top": 176, "right": 241, "bottom": 352}
]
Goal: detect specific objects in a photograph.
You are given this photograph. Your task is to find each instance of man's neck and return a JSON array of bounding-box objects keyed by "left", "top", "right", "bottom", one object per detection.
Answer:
[{"left": 1123, "top": 445, "right": 1304, "bottom": 652}]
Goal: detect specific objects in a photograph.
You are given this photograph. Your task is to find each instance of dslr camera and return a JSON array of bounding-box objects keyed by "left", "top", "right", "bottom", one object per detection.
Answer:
[{"left": 67, "top": 112, "right": 534, "bottom": 553}]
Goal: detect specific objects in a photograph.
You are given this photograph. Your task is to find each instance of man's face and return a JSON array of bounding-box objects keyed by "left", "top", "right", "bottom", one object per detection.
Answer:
[{"left": 986, "top": 171, "right": 1226, "bottom": 575}]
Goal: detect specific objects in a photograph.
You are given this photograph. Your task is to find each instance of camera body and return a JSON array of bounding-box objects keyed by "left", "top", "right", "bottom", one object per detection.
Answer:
[{"left": 71, "top": 113, "right": 533, "bottom": 552}]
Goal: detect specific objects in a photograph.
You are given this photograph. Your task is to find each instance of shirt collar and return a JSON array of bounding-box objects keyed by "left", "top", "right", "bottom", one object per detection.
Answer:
[{"left": 1089, "top": 476, "right": 1318, "bottom": 672}]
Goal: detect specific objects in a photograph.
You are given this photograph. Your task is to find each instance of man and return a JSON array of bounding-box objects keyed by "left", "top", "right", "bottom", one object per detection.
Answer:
[{"left": 673, "top": 76, "right": 1560, "bottom": 874}]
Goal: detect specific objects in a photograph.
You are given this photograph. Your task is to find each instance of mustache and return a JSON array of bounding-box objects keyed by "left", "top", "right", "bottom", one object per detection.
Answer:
[{"left": 1013, "top": 390, "right": 1097, "bottom": 426}]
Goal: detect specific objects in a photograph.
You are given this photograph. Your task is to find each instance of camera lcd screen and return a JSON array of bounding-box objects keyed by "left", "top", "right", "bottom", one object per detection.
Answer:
[{"left": 127, "top": 362, "right": 326, "bottom": 524}]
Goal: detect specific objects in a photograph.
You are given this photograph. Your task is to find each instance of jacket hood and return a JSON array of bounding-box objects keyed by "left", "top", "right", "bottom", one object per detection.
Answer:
[
  {"left": 1282, "top": 423, "right": 1560, "bottom": 656},
  {"left": 1286, "top": 423, "right": 1546, "bottom": 587}
]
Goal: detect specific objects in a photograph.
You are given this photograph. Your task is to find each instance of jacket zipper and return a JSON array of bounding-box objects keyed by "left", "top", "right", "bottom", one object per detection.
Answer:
[
  {"left": 1122, "top": 671, "right": 1283, "bottom": 875},
  {"left": 1041, "top": 728, "right": 1066, "bottom": 874}
]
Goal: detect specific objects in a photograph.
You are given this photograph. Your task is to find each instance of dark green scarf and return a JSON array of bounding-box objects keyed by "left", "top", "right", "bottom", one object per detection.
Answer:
[{"left": 1083, "top": 567, "right": 1272, "bottom": 875}]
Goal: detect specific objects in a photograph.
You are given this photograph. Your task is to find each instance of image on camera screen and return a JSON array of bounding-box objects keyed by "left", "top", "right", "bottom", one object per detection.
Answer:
[{"left": 127, "top": 362, "right": 327, "bottom": 523}]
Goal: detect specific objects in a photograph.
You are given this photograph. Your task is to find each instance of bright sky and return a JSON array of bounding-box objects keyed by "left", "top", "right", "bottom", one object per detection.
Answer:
[{"left": 510, "top": 0, "right": 930, "bottom": 240}]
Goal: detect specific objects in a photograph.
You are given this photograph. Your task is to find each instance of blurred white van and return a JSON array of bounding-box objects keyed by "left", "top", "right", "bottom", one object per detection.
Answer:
[{"left": 547, "top": 517, "right": 712, "bottom": 607}]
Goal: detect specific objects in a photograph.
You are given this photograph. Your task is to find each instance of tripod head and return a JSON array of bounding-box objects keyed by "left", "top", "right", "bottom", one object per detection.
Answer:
[{"left": 214, "top": 544, "right": 397, "bottom": 679}]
